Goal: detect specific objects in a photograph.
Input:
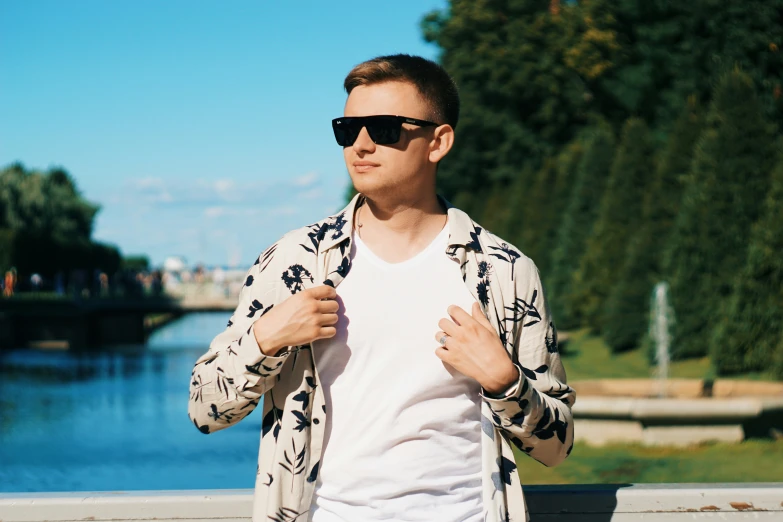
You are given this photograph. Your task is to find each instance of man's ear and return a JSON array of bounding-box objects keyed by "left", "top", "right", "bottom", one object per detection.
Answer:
[{"left": 429, "top": 124, "right": 455, "bottom": 164}]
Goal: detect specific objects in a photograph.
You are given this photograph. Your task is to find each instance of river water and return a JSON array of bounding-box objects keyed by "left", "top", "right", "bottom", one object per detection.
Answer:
[{"left": 0, "top": 312, "right": 263, "bottom": 492}]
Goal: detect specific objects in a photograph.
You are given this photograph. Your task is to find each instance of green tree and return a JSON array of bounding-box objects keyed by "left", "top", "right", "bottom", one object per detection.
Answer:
[
  {"left": 513, "top": 158, "right": 558, "bottom": 266},
  {"left": 508, "top": 139, "right": 584, "bottom": 270},
  {"left": 569, "top": 118, "right": 656, "bottom": 333},
  {"left": 0, "top": 229, "right": 14, "bottom": 274},
  {"left": 345, "top": 180, "right": 358, "bottom": 204},
  {"left": 590, "top": 1, "right": 783, "bottom": 129},
  {"left": 541, "top": 140, "right": 585, "bottom": 271},
  {"left": 0, "top": 163, "right": 98, "bottom": 244},
  {"left": 603, "top": 98, "right": 703, "bottom": 353},
  {"left": 773, "top": 337, "right": 783, "bottom": 380},
  {"left": 476, "top": 180, "right": 518, "bottom": 239},
  {"left": 422, "top": 0, "right": 783, "bottom": 223},
  {"left": 0, "top": 162, "right": 116, "bottom": 278},
  {"left": 121, "top": 255, "right": 151, "bottom": 272},
  {"left": 423, "top": 0, "right": 604, "bottom": 206},
  {"left": 547, "top": 123, "right": 615, "bottom": 329},
  {"left": 710, "top": 145, "right": 783, "bottom": 374},
  {"left": 663, "top": 69, "right": 776, "bottom": 360}
]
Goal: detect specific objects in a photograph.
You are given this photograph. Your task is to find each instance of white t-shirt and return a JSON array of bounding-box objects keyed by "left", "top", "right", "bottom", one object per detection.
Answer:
[{"left": 309, "top": 219, "right": 483, "bottom": 522}]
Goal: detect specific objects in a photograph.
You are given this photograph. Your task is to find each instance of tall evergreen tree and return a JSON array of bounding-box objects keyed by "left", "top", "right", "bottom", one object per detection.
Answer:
[
  {"left": 547, "top": 123, "right": 615, "bottom": 329},
  {"left": 477, "top": 180, "right": 518, "bottom": 240},
  {"left": 710, "top": 145, "right": 783, "bottom": 374},
  {"left": 537, "top": 141, "right": 585, "bottom": 271},
  {"left": 773, "top": 337, "right": 783, "bottom": 380},
  {"left": 512, "top": 158, "right": 557, "bottom": 264},
  {"left": 569, "top": 118, "right": 656, "bottom": 333},
  {"left": 504, "top": 138, "right": 585, "bottom": 269},
  {"left": 603, "top": 98, "right": 703, "bottom": 352},
  {"left": 663, "top": 69, "right": 776, "bottom": 359}
]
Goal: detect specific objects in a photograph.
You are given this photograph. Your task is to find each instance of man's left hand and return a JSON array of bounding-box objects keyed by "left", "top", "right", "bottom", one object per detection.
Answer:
[{"left": 435, "top": 302, "right": 520, "bottom": 395}]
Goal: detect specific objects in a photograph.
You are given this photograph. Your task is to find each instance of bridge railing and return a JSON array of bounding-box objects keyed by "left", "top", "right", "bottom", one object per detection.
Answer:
[{"left": 1, "top": 483, "right": 781, "bottom": 521}]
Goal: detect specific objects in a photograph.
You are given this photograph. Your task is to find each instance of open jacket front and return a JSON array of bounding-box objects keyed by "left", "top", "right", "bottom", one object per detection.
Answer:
[{"left": 188, "top": 192, "right": 576, "bottom": 522}]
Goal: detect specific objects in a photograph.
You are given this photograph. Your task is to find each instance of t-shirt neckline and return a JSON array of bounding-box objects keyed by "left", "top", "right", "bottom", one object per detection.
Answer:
[{"left": 353, "top": 219, "right": 449, "bottom": 271}]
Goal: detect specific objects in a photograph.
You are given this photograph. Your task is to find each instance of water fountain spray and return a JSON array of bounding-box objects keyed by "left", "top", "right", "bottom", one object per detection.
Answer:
[{"left": 650, "top": 281, "right": 675, "bottom": 398}]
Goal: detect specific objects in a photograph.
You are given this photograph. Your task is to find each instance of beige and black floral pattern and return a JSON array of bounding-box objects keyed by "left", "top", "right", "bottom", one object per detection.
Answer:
[{"left": 188, "top": 192, "right": 576, "bottom": 522}]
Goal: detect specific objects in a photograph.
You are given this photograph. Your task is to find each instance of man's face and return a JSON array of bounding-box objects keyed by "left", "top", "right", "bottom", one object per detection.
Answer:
[{"left": 342, "top": 81, "right": 441, "bottom": 200}]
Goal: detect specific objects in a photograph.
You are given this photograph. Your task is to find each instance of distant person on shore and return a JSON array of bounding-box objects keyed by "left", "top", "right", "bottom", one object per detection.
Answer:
[
  {"left": 3, "top": 268, "right": 16, "bottom": 297},
  {"left": 188, "top": 54, "right": 575, "bottom": 522}
]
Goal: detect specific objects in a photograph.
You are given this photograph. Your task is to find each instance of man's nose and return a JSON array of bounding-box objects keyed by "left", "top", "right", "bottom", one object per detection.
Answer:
[{"left": 352, "top": 125, "right": 375, "bottom": 153}]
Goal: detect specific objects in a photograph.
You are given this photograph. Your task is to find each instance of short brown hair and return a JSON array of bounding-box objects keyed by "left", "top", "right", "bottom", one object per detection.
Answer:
[{"left": 343, "top": 54, "right": 460, "bottom": 129}]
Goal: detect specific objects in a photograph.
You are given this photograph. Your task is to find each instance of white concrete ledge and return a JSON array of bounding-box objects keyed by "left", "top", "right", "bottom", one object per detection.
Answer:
[
  {"left": 571, "top": 379, "right": 783, "bottom": 399},
  {"left": 572, "top": 396, "right": 783, "bottom": 445},
  {"left": 573, "top": 397, "right": 783, "bottom": 422},
  {"left": 1, "top": 484, "right": 781, "bottom": 521}
]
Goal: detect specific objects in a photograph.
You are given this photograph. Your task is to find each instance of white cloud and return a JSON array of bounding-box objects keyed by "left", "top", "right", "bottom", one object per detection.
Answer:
[
  {"left": 292, "top": 171, "right": 319, "bottom": 188},
  {"left": 204, "top": 206, "right": 228, "bottom": 218},
  {"left": 98, "top": 173, "right": 350, "bottom": 265},
  {"left": 127, "top": 177, "right": 173, "bottom": 203},
  {"left": 298, "top": 187, "right": 323, "bottom": 200},
  {"left": 116, "top": 174, "right": 324, "bottom": 210},
  {"left": 210, "top": 229, "right": 229, "bottom": 238},
  {"left": 266, "top": 206, "right": 298, "bottom": 217},
  {"left": 214, "top": 179, "right": 235, "bottom": 193},
  {"left": 133, "top": 177, "right": 166, "bottom": 188},
  {"left": 155, "top": 191, "right": 174, "bottom": 203}
]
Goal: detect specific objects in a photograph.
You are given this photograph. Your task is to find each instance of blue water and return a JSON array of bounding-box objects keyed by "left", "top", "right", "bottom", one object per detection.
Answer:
[{"left": 0, "top": 313, "right": 263, "bottom": 492}]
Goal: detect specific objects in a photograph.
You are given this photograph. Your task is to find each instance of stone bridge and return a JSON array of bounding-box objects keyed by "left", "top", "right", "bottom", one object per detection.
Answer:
[{"left": 0, "top": 293, "right": 237, "bottom": 351}]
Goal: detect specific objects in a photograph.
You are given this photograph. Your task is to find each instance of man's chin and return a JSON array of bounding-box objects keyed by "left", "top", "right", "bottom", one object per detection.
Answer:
[{"left": 350, "top": 178, "right": 385, "bottom": 196}]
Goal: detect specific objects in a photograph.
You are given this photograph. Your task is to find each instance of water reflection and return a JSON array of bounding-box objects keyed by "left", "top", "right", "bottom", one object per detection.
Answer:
[{"left": 0, "top": 312, "right": 263, "bottom": 492}]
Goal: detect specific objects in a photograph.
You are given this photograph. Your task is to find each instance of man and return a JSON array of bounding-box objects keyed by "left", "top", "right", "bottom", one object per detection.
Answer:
[{"left": 189, "top": 54, "right": 575, "bottom": 522}]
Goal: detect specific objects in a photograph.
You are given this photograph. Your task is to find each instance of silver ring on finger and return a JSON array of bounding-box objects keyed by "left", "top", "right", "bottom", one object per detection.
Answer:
[{"left": 438, "top": 334, "right": 449, "bottom": 346}]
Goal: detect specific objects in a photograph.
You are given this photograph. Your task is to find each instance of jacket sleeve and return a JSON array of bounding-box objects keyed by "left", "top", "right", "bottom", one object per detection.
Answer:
[
  {"left": 188, "top": 240, "right": 293, "bottom": 434},
  {"left": 480, "top": 257, "right": 576, "bottom": 467}
]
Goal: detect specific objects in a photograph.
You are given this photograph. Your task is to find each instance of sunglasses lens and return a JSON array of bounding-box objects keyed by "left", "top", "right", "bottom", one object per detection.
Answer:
[
  {"left": 332, "top": 116, "right": 403, "bottom": 146},
  {"left": 366, "top": 117, "right": 401, "bottom": 145},
  {"left": 332, "top": 118, "right": 360, "bottom": 146}
]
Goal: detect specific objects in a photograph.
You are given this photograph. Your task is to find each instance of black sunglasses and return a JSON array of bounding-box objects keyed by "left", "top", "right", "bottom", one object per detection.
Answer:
[{"left": 331, "top": 115, "right": 439, "bottom": 147}]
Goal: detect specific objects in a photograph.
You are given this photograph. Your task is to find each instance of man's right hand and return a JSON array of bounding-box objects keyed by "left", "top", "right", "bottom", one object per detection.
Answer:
[{"left": 252, "top": 284, "right": 339, "bottom": 356}]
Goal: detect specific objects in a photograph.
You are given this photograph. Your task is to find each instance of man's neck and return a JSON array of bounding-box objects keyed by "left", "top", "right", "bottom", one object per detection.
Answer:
[{"left": 355, "top": 192, "right": 447, "bottom": 264}]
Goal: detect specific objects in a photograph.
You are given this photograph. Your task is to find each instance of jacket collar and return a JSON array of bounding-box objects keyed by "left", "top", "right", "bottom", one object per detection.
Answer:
[{"left": 317, "top": 192, "right": 482, "bottom": 253}]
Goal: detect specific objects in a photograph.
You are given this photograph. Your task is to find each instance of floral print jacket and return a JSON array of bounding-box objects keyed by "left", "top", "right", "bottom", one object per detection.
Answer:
[{"left": 188, "top": 192, "right": 576, "bottom": 522}]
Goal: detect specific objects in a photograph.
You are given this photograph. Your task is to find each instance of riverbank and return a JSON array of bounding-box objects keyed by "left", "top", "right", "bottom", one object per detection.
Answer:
[{"left": 143, "top": 313, "right": 182, "bottom": 334}]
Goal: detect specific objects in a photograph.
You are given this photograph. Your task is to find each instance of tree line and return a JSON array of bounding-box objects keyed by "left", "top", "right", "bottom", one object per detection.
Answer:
[
  {"left": 0, "top": 163, "right": 133, "bottom": 292},
  {"left": 418, "top": 0, "right": 783, "bottom": 378}
]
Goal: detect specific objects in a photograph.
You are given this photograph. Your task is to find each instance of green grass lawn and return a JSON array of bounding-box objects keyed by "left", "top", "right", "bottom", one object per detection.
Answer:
[
  {"left": 523, "top": 329, "right": 783, "bottom": 485},
  {"left": 515, "top": 440, "right": 783, "bottom": 484},
  {"left": 560, "top": 328, "right": 778, "bottom": 382}
]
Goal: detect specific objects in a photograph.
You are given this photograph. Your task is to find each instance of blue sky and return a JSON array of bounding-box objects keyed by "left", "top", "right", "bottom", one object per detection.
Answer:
[{"left": 0, "top": 0, "right": 446, "bottom": 267}]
